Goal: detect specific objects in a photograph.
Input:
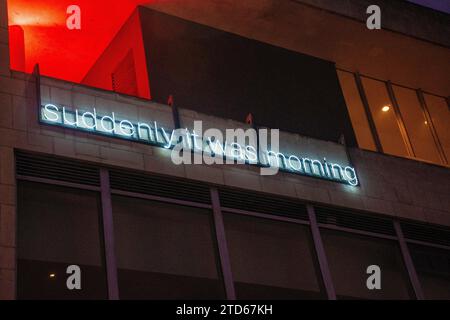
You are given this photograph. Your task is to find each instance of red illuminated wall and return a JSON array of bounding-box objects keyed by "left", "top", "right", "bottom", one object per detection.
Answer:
[
  {"left": 82, "top": 9, "right": 150, "bottom": 99},
  {"left": 7, "top": 0, "right": 155, "bottom": 98}
]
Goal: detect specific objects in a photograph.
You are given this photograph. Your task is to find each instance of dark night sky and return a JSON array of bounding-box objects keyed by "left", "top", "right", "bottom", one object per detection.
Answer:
[{"left": 408, "top": 0, "right": 450, "bottom": 13}]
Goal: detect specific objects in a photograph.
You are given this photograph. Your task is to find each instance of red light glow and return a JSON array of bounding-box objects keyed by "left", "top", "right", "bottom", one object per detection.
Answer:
[{"left": 7, "top": 0, "right": 156, "bottom": 97}]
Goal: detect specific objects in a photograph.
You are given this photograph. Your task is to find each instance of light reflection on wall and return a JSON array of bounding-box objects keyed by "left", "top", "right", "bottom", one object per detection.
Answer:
[{"left": 7, "top": 0, "right": 157, "bottom": 83}]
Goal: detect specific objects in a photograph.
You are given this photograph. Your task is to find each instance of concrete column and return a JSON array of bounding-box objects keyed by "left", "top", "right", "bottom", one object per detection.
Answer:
[
  {"left": 0, "top": 1, "right": 15, "bottom": 300},
  {"left": 0, "top": 146, "right": 16, "bottom": 300},
  {"left": 0, "top": 0, "right": 10, "bottom": 76}
]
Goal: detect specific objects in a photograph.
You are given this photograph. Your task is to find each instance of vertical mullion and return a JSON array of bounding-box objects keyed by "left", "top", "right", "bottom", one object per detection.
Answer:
[
  {"left": 100, "top": 168, "right": 119, "bottom": 300},
  {"left": 393, "top": 221, "right": 424, "bottom": 300},
  {"left": 353, "top": 72, "right": 383, "bottom": 153},
  {"left": 307, "top": 205, "right": 336, "bottom": 300},
  {"left": 210, "top": 187, "right": 236, "bottom": 300},
  {"left": 416, "top": 89, "right": 448, "bottom": 165},
  {"left": 385, "top": 81, "right": 416, "bottom": 157}
]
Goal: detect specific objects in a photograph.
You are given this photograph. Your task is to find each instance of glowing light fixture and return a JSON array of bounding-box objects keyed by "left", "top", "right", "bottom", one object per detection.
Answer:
[
  {"left": 49, "top": 273, "right": 56, "bottom": 278},
  {"left": 382, "top": 105, "right": 390, "bottom": 112}
]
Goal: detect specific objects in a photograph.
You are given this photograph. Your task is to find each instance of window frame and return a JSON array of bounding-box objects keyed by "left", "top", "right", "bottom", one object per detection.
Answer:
[{"left": 16, "top": 158, "right": 450, "bottom": 300}]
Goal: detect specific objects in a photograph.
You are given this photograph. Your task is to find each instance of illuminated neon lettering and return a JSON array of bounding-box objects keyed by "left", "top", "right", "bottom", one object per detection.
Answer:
[
  {"left": 330, "top": 163, "right": 345, "bottom": 180},
  {"left": 207, "top": 137, "right": 226, "bottom": 156},
  {"left": 62, "top": 107, "right": 78, "bottom": 126},
  {"left": 100, "top": 113, "right": 116, "bottom": 133},
  {"left": 245, "top": 145, "right": 258, "bottom": 162},
  {"left": 229, "top": 142, "right": 244, "bottom": 160},
  {"left": 345, "top": 166, "right": 359, "bottom": 186},
  {"left": 39, "top": 104, "right": 359, "bottom": 186},
  {"left": 161, "top": 128, "right": 176, "bottom": 148},
  {"left": 154, "top": 121, "right": 161, "bottom": 143},
  {"left": 80, "top": 109, "right": 97, "bottom": 130},
  {"left": 267, "top": 150, "right": 287, "bottom": 168},
  {"left": 191, "top": 130, "right": 201, "bottom": 150},
  {"left": 302, "top": 158, "right": 312, "bottom": 174},
  {"left": 311, "top": 159, "right": 325, "bottom": 176},
  {"left": 288, "top": 155, "right": 302, "bottom": 171},
  {"left": 323, "top": 158, "right": 331, "bottom": 177},
  {"left": 118, "top": 120, "right": 135, "bottom": 137},
  {"left": 137, "top": 122, "right": 154, "bottom": 141},
  {"left": 184, "top": 129, "right": 192, "bottom": 149},
  {"left": 43, "top": 104, "right": 60, "bottom": 122}
]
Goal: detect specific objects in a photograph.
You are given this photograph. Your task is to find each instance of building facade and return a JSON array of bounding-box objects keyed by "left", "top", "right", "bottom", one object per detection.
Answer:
[{"left": 0, "top": 0, "right": 449, "bottom": 300}]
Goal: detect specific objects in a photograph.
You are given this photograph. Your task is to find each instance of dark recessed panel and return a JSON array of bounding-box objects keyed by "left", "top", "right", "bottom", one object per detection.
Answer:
[{"left": 139, "top": 7, "right": 357, "bottom": 146}]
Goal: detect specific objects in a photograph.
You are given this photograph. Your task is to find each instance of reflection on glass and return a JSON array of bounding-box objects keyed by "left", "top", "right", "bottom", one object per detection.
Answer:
[
  {"left": 424, "top": 94, "right": 450, "bottom": 163},
  {"left": 409, "top": 244, "right": 450, "bottom": 300},
  {"left": 362, "top": 77, "right": 409, "bottom": 157},
  {"left": 112, "top": 196, "right": 225, "bottom": 299},
  {"left": 337, "top": 71, "right": 376, "bottom": 151},
  {"left": 223, "top": 213, "right": 325, "bottom": 299},
  {"left": 393, "top": 86, "right": 442, "bottom": 164},
  {"left": 17, "top": 181, "right": 107, "bottom": 299},
  {"left": 321, "top": 229, "right": 413, "bottom": 299}
]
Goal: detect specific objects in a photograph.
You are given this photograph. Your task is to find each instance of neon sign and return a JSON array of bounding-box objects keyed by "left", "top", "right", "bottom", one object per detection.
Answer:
[{"left": 40, "top": 104, "right": 359, "bottom": 186}]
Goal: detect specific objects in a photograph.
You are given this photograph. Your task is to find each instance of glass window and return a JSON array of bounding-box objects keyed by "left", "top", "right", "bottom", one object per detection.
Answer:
[
  {"left": 112, "top": 195, "right": 225, "bottom": 299},
  {"left": 409, "top": 244, "right": 450, "bottom": 300},
  {"left": 337, "top": 71, "right": 376, "bottom": 151},
  {"left": 17, "top": 181, "right": 107, "bottom": 299},
  {"left": 223, "top": 213, "right": 325, "bottom": 299},
  {"left": 393, "top": 86, "right": 442, "bottom": 164},
  {"left": 320, "top": 229, "right": 413, "bottom": 299},
  {"left": 424, "top": 94, "right": 450, "bottom": 163},
  {"left": 362, "top": 77, "right": 409, "bottom": 158}
]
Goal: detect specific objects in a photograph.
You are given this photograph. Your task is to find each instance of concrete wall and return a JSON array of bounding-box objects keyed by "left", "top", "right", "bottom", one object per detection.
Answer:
[
  {"left": 0, "top": 0, "right": 9, "bottom": 77},
  {"left": 82, "top": 9, "right": 151, "bottom": 100},
  {"left": 1, "top": 71, "right": 450, "bottom": 299},
  {"left": 26, "top": 77, "right": 450, "bottom": 226},
  {"left": 0, "top": 0, "right": 449, "bottom": 300},
  {"left": 297, "top": 0, "right": 450, "bottom": 47},
  {"left": 0, "top": 0, "right": 14, "bottom": 300},
  {"left": 144, "top": 0, "right": 450, "bottom": 97}
]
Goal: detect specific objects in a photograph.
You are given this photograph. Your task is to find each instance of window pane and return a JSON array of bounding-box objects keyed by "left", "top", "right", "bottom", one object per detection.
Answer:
[
  {"left": 223, "top": 213, "right": 325, "bottom": 299},
  {"left": 424, "top": 94, "right": 450, "bottom": 162},
  {"left": 112, "top": 195, "right": 225, "bottom": 299},
  {"left": 17, "top": 181, "right": 107, "bottom": 299},
  {"left": 337, "top": 71, "right": 376, "bottom": 151},
  {"left": 321, "top": 229, "right": 413, "bottom": 299},
  {"left": 362, "top": 77, "right": 409, "bottom": 157},
  {"left": 393, "top": 86, "right": 442, "bottom": 164},
  {"left": 409, "top": 244, "right": 450, "bottom": 300}
]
